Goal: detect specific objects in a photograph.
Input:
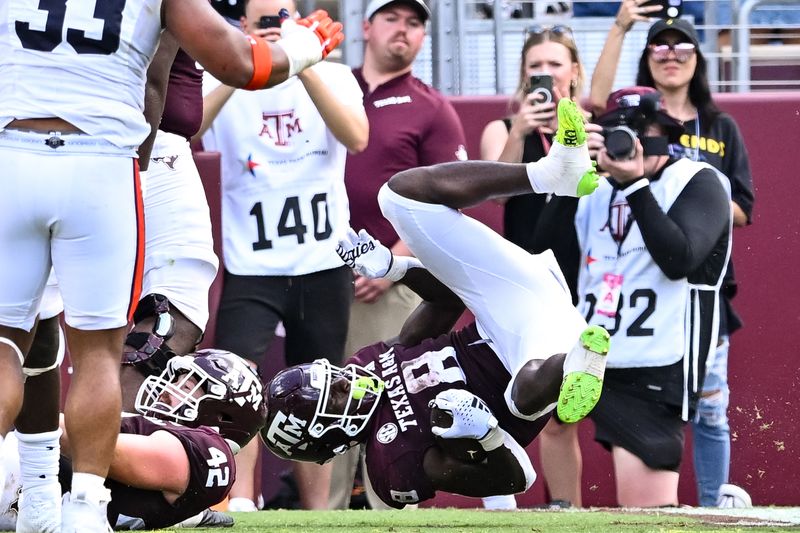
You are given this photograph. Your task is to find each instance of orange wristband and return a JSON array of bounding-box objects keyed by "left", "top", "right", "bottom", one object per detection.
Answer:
[{"left": 244, "top": 36, "right": 273, "bottom": 90}]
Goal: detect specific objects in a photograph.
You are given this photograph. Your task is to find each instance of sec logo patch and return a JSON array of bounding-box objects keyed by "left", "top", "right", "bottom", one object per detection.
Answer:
[{"left": 376, "top": 422, "right": 398, "bottom": 444}]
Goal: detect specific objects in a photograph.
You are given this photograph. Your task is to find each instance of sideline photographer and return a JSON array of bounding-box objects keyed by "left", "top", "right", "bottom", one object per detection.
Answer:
[{"left": 532, "top": 87, "right": 732, "bottom": 507}]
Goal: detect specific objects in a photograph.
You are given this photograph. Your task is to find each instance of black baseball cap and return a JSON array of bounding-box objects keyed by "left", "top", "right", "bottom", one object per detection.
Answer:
[
  {"left": 647, "top": 18, "right": 700, "bottom": 47},
  {"left": 365, "top": 0, "right": 431, "bottom": 22}
]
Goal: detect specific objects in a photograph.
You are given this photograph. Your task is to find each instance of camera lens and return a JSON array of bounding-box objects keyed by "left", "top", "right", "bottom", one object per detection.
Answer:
[{"left": 603, "top": 126, "right": 637, "bottom": 160}]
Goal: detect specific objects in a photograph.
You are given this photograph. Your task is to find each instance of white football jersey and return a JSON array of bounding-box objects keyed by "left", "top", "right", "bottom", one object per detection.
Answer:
[
  {"left": 575, "top": 159, "right": 731, "bottom": 369},
  {"left": 202, "top": 61, "right": 364, "bottom": 275},
  {"left": 0, "top": 0, "right": 163, "bottom": 150}
]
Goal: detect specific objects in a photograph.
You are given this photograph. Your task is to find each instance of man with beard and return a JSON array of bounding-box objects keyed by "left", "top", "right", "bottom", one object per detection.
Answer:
[{"left": 333, "top": 0, "right": 468, "bottom": 509}]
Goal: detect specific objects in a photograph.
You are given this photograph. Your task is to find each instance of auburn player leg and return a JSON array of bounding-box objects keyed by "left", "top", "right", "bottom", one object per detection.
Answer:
[
  {"left": 122, "top": 132, "right": 219, "bottom": 409},
  {"left": 15, "top": 311, "right": 65, "bottom": 533},
  {"left": 0, "top": 135, "right": 62, "bottom": 532},
  {"left": 47, "top": 143, "right": 142, "bottom": 533}
]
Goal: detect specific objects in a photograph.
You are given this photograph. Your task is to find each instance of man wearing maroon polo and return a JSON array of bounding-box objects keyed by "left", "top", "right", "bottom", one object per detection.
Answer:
[{"left": 332, "top": 0, "right": 467, "bottom": 510}]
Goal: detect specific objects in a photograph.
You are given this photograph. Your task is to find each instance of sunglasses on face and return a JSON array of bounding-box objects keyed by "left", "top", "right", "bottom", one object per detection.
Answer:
[
  {"left": 648, "top": 42, "right": 697, "bottom": 63},
  {"left": 525, "top": 24, "right": 574, "bottom": 41}
]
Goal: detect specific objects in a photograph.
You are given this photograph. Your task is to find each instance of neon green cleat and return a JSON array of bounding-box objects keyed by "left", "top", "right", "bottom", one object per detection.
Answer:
[
  {"left": 555, "top": 98, "right": 587, "bottom": 147},
  {"left": 556, "top": 325, "right": 611, "bottom": 424},
  {"left": 576, "top": 162, "right": 601, "bottom": 197}
]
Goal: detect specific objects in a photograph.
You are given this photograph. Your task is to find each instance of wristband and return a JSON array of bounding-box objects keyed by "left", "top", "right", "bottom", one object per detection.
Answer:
[
  {"left": 244, "top": 36, "right": 273, "bottom": 91},
  {"left": 478, "top": 426, "right": 505, "bottom": 452},
  {"left": 384, "top": 255, "right": 424, "bottom": 282}
]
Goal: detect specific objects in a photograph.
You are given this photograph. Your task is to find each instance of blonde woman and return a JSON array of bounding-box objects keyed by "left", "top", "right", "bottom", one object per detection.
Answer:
[{"left": 479, "top": 25, "right": 585, "bottom": 252}]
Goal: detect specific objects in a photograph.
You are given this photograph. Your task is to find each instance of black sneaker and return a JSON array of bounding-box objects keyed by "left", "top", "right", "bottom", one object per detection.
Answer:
[{"left": 533, "top": 499, "right": 572, "bottom": 510}]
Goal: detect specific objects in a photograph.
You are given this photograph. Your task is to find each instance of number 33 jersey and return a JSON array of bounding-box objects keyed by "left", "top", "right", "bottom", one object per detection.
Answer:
[
  {"left": 201, "top": 61, "right": 365, "bottom": 276},
  {"left": 0, "top": 0, "right": 162, "bottom": 151}
]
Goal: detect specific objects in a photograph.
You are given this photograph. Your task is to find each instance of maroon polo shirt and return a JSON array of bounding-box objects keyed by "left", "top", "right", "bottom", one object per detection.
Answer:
[{"left": 345, "top": 68, "right": 467, "bottom": 247}]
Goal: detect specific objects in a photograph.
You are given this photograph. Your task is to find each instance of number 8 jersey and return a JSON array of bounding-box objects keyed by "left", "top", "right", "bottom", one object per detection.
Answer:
[{"left": 0, "top": 0, "right": 163, "bottom": 151}]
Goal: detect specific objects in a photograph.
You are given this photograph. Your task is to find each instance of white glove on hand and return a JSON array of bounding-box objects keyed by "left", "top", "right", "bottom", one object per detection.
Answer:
[
  {"left": 277, "top": 10, "right": 343, "bottom": 77},
  {"left": 336, "top": 228, "right": 421, "bottom": 282},
  {"left": 429, "top": 389, "right": 498, "bottom": 441},
  {"left": 276, "top": 18, "right": 322, "bottom": 78}
]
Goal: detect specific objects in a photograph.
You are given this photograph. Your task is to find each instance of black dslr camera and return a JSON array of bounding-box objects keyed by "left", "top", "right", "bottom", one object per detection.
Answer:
[{"left": 602, "top": 92, "right": 663, "bottom": 160}]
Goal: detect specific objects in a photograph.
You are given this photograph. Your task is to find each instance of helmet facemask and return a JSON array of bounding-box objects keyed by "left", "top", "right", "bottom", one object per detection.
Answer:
[
  {"left": 135, "top": 355, "right": 227, "bottom": 422},
  {"left": 307, "top": 358, "right": 384, "bottom": 440},
  {"left": 135, "top": 351, "right": 267, "bottom": 447},
  {"left": 262, "top": 359, "right": 384, "bottom": 464}
]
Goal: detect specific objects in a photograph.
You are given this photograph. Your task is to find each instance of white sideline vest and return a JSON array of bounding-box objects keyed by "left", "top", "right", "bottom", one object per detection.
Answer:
[
  {"left": 0, "top": 0, "right": 163, "bottom": 150},
  {"left": 575, "top": 159, "right": 732, "bottom": 371}
]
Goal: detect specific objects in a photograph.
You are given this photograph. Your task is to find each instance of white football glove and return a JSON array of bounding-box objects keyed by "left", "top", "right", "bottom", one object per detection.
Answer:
[
  {"left": 277, "top": 10, "right": 343, "bottom": 77},
  {"left": 336, "top": 228, "right": 422, "bottom": 282},
  {"left": 429, "top": 389, "right": 498, "bottom": 441}
]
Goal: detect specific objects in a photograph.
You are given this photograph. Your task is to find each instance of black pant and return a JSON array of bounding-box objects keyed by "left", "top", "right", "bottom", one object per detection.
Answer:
[{"left": 214, "top": 266, "right": 353, "bottom": 368}]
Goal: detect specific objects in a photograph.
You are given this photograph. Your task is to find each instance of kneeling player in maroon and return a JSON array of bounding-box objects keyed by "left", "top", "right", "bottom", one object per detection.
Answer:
[{"left": 0, "top": 350, "right": 265, "bottom": 530}]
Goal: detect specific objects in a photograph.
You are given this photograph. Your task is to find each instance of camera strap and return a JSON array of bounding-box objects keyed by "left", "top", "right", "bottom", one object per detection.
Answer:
[
  {"left": 538, "top": 129, "right": 551, "bottom": 153},
  {"left": 642, "top": 135, "right": 670, "bottom": 156}
]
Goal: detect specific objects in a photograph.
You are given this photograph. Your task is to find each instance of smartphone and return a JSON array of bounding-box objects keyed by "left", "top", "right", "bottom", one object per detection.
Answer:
[
  {"left": 257, "top": 15, "right": 282, "bottom": 29},
  {"left": 642, "top": 0, "right": 683, "bottom": 19},
  {"left": 528, "top": 74, "right": 554, "bottom": 104}
]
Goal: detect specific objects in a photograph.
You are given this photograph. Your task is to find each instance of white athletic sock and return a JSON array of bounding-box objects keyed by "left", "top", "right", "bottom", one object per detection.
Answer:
[
  {"left": 71, "top": 472, "right": 110, "bottom": 505},
  {"left": 0, "top": 434, "right": 5, "bottom": 489},
  {"left": 16, "top": 429, "right": 61, "bottom": 490},
  {"left": 482, "top": 494, "right": 518, "bottom": 510},
  {"left": 525, "top": 141, "right": 592, "bottom": 197}
]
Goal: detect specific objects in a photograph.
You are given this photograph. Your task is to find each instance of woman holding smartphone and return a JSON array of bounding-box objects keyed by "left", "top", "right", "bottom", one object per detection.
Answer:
[
  {"left": 479, "top": 25, "right": 586, "bottom": 254},
  {"left": 478, "top": 25, "right": 587, "bottom": 510}
]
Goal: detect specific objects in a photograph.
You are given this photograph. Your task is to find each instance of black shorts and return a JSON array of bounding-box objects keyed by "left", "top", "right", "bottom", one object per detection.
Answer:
[
  {"left": 214, "top": 266, "right": 353, "bottom": 367},
  {"left": 589, "top": 379, "right": 686, "bottom": 472}
]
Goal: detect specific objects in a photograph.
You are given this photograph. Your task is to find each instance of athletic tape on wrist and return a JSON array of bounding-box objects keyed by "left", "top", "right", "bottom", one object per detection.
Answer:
[
  {"left": 244, "top": 36, "right": 273, "bottom": 90},
  {"left": 384, "top": 256, "right": 424, "bottom": 282},
  {"left": 478, "top": 427, "right": 505, "bottom": 452}
]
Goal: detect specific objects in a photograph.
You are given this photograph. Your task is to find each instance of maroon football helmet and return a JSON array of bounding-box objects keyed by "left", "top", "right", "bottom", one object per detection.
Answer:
[
  {"left": 135, "top": 349, "right": 267, "bottom": 447},
  {"left": 261, "top": 359, "right": 384, "bottom": 464}
]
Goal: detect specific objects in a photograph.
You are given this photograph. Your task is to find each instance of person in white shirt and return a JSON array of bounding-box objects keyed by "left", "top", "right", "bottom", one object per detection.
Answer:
[{"left": 199, "top": 0, "right": 368, "bottom": 511}]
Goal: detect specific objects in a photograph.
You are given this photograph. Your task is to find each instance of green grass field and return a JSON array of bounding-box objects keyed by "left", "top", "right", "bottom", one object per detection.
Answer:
[{"left": 155, "top": 508, "right": 800, "bottom": 532}]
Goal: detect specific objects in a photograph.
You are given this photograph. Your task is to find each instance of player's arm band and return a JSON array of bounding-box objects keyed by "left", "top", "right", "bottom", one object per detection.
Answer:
[{"left": 244, "top": 36, "right": 273, "bottom": 91}]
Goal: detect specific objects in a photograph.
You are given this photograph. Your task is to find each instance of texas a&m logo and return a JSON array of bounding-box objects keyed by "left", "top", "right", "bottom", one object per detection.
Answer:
[{"left": 260, "top": 110, "right": 302, "bottom": 146}]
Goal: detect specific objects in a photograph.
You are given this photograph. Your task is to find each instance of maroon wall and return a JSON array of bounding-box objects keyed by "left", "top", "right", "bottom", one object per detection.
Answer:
[
  {"left": 192, "top": 92, "right": 799, "bottom": 507},
  {"left": 431, "top": 92, "right": 800, "bottom": 507}
]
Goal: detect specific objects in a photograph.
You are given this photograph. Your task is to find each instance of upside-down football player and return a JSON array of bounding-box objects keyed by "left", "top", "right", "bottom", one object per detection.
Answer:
[{"left": 261, "top": 99, "right": 612, "bottom": 507}]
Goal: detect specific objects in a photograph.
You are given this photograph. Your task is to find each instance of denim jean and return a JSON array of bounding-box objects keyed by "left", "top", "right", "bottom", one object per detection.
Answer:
[{"left": 692, "top": 335, "right": 731, "bottom": 506}]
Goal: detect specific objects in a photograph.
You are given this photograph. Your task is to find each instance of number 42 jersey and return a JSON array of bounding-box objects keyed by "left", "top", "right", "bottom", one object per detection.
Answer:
[{"left": 0, "top": 0, "right": 163, "bottom": 151}]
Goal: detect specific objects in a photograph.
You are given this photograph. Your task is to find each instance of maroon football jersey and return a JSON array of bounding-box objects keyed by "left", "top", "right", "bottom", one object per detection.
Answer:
[
  {"left": 160, "top": 48, "right": 203, "bottom": 140},
  {"left": 106, "top": 416, "right": 236, "bottom": 529},
  {"left": 349, "top": 323, "right": 547, "bottom": 508}
]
